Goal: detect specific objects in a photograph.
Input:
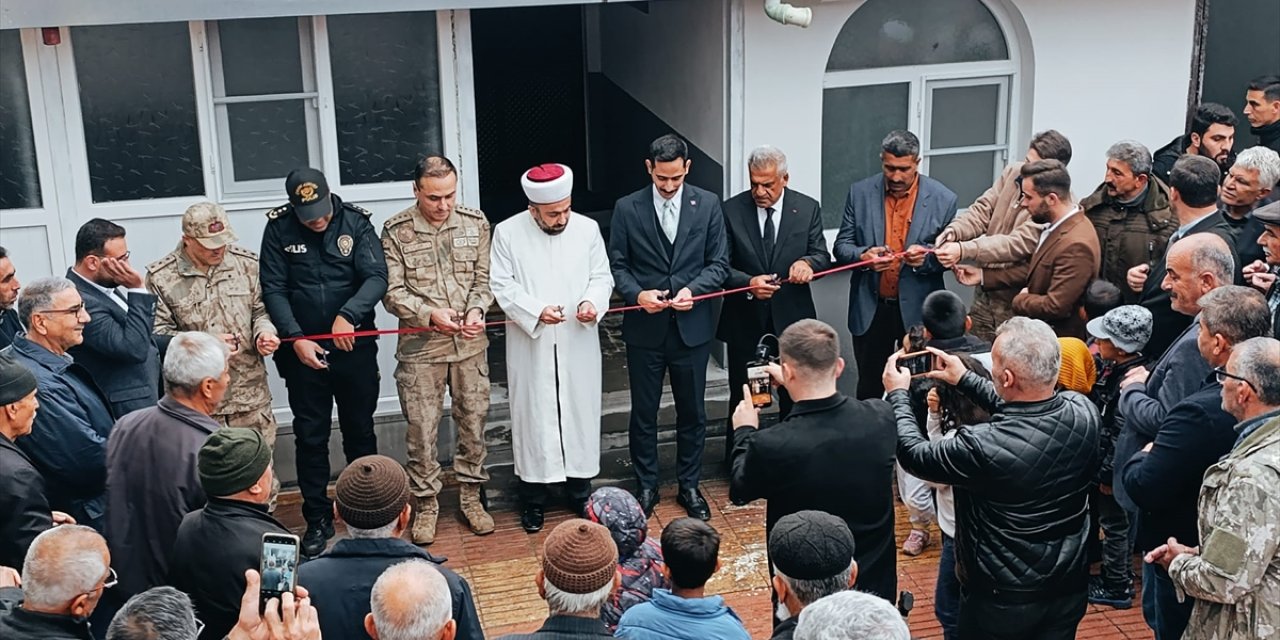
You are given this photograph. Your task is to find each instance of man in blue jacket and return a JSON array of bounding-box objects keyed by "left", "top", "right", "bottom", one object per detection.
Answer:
[
  {"left": 4, "top": 276, "right": 114, "bottom": 531},
  {"left": 616, "top": 518, "right": 750, "bottom": 640}
]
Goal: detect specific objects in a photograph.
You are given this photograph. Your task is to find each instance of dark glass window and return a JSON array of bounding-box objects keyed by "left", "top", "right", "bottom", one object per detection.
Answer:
[{"left": 0, "top": 30, "right": 42, "bottom": 210}]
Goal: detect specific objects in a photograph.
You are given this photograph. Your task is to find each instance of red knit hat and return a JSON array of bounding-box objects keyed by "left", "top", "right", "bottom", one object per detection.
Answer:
[{"left": 542, "top": 519, "right": 618, "bottom": 594}]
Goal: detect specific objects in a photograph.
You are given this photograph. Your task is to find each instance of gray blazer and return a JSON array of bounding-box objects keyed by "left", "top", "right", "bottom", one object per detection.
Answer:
[{"left": 832, "top": 174, "right": 958, "bottom": 336}]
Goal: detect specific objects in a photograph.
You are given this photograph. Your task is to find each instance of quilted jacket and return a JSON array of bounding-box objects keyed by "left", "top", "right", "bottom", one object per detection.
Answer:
[{"left": 888, "top": 371, "right": 1101, "bottom": 598}]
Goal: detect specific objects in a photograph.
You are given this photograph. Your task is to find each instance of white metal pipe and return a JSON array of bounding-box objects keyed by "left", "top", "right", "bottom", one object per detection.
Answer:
[{"left": 763, "top": 0, "right": 812, "bottom": 28}]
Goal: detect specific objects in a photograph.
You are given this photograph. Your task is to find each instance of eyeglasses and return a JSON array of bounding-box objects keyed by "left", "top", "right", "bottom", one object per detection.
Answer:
[
  {"left": 93, "top": 251, "right": 131, "bottom": 262},
  {"left": 82, "top": 567, "right": 117, "bottom": 597},
  {"left": 1213, "top": 366, "right": 1257, "bottom": 393},
  {"left": 37, "top": 304, "right": 86, "bottom": 316}
]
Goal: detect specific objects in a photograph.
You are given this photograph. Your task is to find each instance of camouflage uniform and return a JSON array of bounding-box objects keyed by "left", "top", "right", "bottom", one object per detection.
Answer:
[
  {"left": 1169, "top": 413, "right": 1280, "bottom": 640},
  {"left": 381, "top": 203, "right": 495, "bottom": 541},
  {"left": 147, "top": 244, "right": 279, "bottom": 444}
]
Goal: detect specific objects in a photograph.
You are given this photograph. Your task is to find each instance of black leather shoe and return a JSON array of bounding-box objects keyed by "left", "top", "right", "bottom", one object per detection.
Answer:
[
  {"left": 321, "top": 516, "right": 335, "bottom": 540},
  {"left": 302, "top": 520, "right": 331, "bottom": 558},
  {"left": 521, "top": 504, "right": 545, "bottom": 533},
  {"left": 568, "top": 497, "right": 589, "bottom": 518},
  {"left": 677, "top": 488, "right": 711, "bottom": 521},
  {"left": 636, "top": 488, "right": 659, "bottom": 517}
]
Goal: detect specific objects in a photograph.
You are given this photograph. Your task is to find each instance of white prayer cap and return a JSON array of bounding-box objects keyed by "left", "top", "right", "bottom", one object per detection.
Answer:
[{"left": 521, "top": 164, "right": 574, "bottom": 204}]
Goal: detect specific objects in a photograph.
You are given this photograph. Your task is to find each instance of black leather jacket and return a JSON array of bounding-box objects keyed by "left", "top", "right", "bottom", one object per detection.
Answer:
[{"left": 888, "top": 372, "right": 1101, "bottom": 598}]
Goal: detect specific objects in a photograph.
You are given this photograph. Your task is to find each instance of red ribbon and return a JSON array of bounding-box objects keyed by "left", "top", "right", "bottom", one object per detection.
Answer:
[{"left": 282, "top": 249, "right": 930, "bottom": 343}]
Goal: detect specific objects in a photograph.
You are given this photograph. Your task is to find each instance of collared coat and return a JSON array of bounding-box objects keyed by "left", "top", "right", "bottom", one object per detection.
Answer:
[
  {"left": 105, "top": 395, "right": 217, "bottom": 597},
  {"left": 1169, "top": 413, "right": 1280, "bottom": 640},
  {"left": 4, "top": 335, "right": 113, "bottom": 529},
  {"left": 983, "top": 212, "right": 1101, "bottom": 340},
  {"left": 66, "top": 268, "right": 163, "bottom": 418},
  {"left": 1081, "top": 177, "right": 1177, "bottom": 304}
]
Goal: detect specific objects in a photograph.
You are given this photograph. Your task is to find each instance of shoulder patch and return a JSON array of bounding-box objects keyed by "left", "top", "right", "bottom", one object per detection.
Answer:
[
  {"left": 456, "top": 205, "right": 487, "bottom": 220},
  {"left": 227, "top": 245, "right": 259, "bottom": 260},
  {"left": 266, "top": 204, "right": 289, "bottom": 220},
  {"left": 146, "top": 252, "right": 178, "bottom": 274},
  {"left": 344, "top": 203, "right": 373, "bottom": 218},
  {"left": 383, "top": 210, "right": 413, "bottom": 231}
]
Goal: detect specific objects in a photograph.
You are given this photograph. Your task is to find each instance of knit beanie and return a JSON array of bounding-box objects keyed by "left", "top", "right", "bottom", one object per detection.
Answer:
[
  {"left": 198, "top": 428, "right": 272, "bottom": 497},
  {"left": 542, "top": 519, "right": 618, "bottom": 594},
  {"left": 1057, "top": 337, "right": 1097, "bottom": 395},
  {"left": 0, "top": 353, "right": 37, "bottom": 405},
  {"left": 335, "top": 455, "right": 410, "bottom": 530},
  {"left": 768, "top": 510, "right": 856, "bottom": 580}
]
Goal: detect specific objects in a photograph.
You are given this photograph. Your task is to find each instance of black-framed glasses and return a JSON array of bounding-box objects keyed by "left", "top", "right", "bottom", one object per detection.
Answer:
[
  {"left": 37, "top": 303, "right": 86, "bottom": 316},
  {"left": 1213, "top": 366, "right": 1257, "bottom": 393}
]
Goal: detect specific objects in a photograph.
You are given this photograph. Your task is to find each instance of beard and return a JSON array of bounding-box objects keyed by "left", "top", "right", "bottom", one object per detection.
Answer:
[
  {"left": 1030, "top": 203, "right": 1053, "bottom": 224},
  {"left": 537, "top": 221, "right": 567, "bottom": 236}
]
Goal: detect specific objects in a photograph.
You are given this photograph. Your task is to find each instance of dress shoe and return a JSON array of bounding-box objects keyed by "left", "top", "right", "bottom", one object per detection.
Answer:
[
  {"left": 302, "top": 517, "right": 334, "bottom": 557},
  {"left": 677, "top": 488, "right": 711, "bottom": 521},
  {"left": 521, "top": 504, "right": 545, "bottom": 533},
  {"left": 569, "top": 497, "right": 589, "bottom": 518},
  {"left": 636, "top": 488, "right": 659, "bottom": 517}
]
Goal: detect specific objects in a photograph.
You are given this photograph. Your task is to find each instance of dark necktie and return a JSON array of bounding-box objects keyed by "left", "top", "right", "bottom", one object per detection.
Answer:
[{"left": 763, "top": 207, "right": 776, "bottom": 262}]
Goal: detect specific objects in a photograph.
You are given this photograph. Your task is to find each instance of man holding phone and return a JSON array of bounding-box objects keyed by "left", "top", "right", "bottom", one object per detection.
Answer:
[
  {"left": 728, "top": 319, "right": 899, "bottom": 605},
  {"left": 169, "top": 428, "right": 291, "bottom": 640}
]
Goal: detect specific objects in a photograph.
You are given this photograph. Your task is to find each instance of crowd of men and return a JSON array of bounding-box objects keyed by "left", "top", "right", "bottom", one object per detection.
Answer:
[{"left": 0, "top": 74, "right": 1279, "bottom": 640}]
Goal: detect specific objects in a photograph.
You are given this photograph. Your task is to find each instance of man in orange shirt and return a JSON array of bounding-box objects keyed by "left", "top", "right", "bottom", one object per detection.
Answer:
[{"left": 833, "top": 131, "right": 959, "bottom": 400}]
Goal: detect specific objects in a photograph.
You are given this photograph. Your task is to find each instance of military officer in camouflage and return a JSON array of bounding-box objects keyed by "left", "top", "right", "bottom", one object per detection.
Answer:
[
  {"left": 1146, "top": 337, "right": 1280, "bottom": 640},
  {"left": 146, "top": 202, "right": 282, "bottom": 504},
  {"left": 382, "top": 155, "right": 495, "bottom": 544},
  {"left": 261, "top": 167, "right": 388, "bottom": 557}
]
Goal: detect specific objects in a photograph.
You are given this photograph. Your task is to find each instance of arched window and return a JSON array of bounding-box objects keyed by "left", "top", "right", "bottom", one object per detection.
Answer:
[{"left": 821, "top": 0, "right": 1025, "bottom": 226}]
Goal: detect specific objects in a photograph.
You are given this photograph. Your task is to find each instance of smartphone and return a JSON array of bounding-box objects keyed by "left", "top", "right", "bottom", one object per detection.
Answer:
[
  {"left": 259, "top": 532, "right": 300, "bottom": 612},
  {"left": 747, "top": 365, "right": 774, "bottom": 408},
  {"left": 899, "top": 350, "right": 938, "bottom": 377}
]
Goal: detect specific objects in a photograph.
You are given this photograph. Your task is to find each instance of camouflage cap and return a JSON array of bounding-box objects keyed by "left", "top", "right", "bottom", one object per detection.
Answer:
[{"left": 182, "top": 202, "right": 238, "bottom": 249}]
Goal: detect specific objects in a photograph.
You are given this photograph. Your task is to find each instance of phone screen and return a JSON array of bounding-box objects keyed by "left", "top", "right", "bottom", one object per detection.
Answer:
[
  {"left": 900, "top": 351, "right": 936, "bottom": 377},
  {"left": 260, "top": 535, "right": 299, "bottom": 598}
]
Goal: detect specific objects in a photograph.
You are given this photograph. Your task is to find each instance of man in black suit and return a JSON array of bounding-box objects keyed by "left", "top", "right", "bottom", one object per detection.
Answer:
[
  {"left": 0, "top": 246, "right": 21, "bottom": 350},
  {"left": 67, "top": 218, "right": 165, "bottom": 418},
  {"left": 717, "top": 145, "right": 830, "bottom": 466},
  {"left": 729, "top": 319, "right": 897, "bottom": 602},
  {"left": 609, "top": 134, "right": 729, "bottom": 520}
]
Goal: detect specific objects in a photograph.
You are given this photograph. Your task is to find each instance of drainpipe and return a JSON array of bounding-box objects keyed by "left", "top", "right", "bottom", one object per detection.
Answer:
[{"left": 763, "top": 0, "right": 812, "bottom": 27}]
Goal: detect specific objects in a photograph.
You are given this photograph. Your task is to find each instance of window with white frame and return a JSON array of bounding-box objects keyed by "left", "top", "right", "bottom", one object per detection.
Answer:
[
  {"left": 206, "top": 17, "right": 323, "bottom": 198},
  {"left": 0, "top": 29, "right": 41, "bottom": 210}
]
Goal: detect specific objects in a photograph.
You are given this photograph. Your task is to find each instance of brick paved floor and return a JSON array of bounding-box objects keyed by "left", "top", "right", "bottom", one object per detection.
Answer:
[{"left": 277, "top": 479, "right": 1154, "bottom": 639}]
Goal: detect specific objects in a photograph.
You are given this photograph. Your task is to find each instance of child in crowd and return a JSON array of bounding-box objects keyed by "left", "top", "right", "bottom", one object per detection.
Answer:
[
  {"left": 615, "top": 518, "right": 750, "bottom": 640},
  {"left": 584, "top": 487, "right": 668, "bottom": 630},
  {"left": 1057, "top": 337, "right": 1098, "bottom": 397},
  {"left": 1084, "top": 304, "right": 1153, "bottom": 608}
]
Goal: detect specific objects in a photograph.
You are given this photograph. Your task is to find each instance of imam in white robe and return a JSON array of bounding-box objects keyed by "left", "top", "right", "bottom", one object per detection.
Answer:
[{"left": 490, "top": 211, "right": 614, "bottom": 483}]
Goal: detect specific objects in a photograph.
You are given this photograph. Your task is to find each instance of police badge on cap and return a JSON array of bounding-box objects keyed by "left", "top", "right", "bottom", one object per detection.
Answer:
[{"left": 285, "top": 168, "right": 333, "bottom": 222}]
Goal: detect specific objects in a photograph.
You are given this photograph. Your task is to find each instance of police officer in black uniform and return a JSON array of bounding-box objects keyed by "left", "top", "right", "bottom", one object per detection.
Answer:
[{"left": 260, "top": 167, "right": 388, "bottom": 556}]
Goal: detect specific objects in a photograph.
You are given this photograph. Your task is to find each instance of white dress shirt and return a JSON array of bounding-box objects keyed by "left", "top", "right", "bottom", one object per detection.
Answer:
[{"left": 756, "top": 191, "right": 784, "bottom": 244}]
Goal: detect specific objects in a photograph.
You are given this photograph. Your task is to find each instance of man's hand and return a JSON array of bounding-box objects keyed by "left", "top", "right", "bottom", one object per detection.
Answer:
[
  {"left": 1098, "top": 483, "right": 1114, "bottom": 496},
  {"left": 935, "top": 242, "right": 963, "bottom": 268},
  {"left": 256, "top": 332, "right": 281, "bottom": 357},
  {"left": 1120, "top": 366, "right": 1150, "bottom": 389},
  {"left": 100, "top": 257, "right": 144, "bottom": 289},
  {"left": 860, "top": 247, "right": 896, "bottom": 273},
  {"left": 0, "top": 566, "right": 18, "bottom": 588},
  {"left": 748, "top": 275, "right": 781, "bottom": 300},
  {"left": 1127, "top": 264, "right": 1150, "bottom": 294},
  {"left": 669, "top": 288, "right": 695, "bottom": 312},
  {"left": 429, "top": 308, "right": 462, "bottom": 334},
  {"left": 220, "top": 333, "right": 243, "bottom": 355},
  {"left": 1243, "top": 260, "right": 1276, "bottom": 293},
  {"left": 227, "top": 569, "right": 320, "bottom": 640},
  {"left": 1141, "top": 441, "right": 1154, "bottom": 453},
  {"left": 637, "top": 289, "right": 670, "bottom": 314},
  {"left": 293, "top": 340, "right": 328, "bottom": 370},
  {"left": 924, "top": 347, "right": 966, "bottom": 386},
  {"left": 539, "top": 305, "right": 566, "bottom": 325},
  {"left": 764, "top": 362, "right": 785, "bottom": 387},
  {"left": 882, "top": 350, "right": 912, "bottom": 392},
  {"left": 952, "top": 264, "right": 983, "bottom": 287},
  {"left": 576, "top": 301, "right": 598, "bottom": 324},
  {"left": 331, "top": 316, "right": 356, "bottom": 352},
  {"left": 460, "top": 308, "right": 486, "bottom": 339},
  {"left": 788, "top": 260, "right": 815, "bottom": 284},
  {"left": 935, "top": 228, "right": 957, "bottom": 245},
  {"left": 1145, "top": 537, "right": 1198, "bottom": 572},
  {"left": 51, "top": 511, "right": 76, "bottom": 526},
  {"left": 732, "top": 385, "right": 760, "bottom": 430},
  {"left": 902, "top": 244, "right": 930, "bottom": 268}
]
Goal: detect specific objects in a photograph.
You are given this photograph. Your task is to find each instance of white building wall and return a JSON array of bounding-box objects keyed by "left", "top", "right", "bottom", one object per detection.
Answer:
[
  {"left": 598, "top": 0, "right": 726, "bottom": 163},
  {"left": 737, "top": 0, "right": 1197, "bottom": 199}
]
